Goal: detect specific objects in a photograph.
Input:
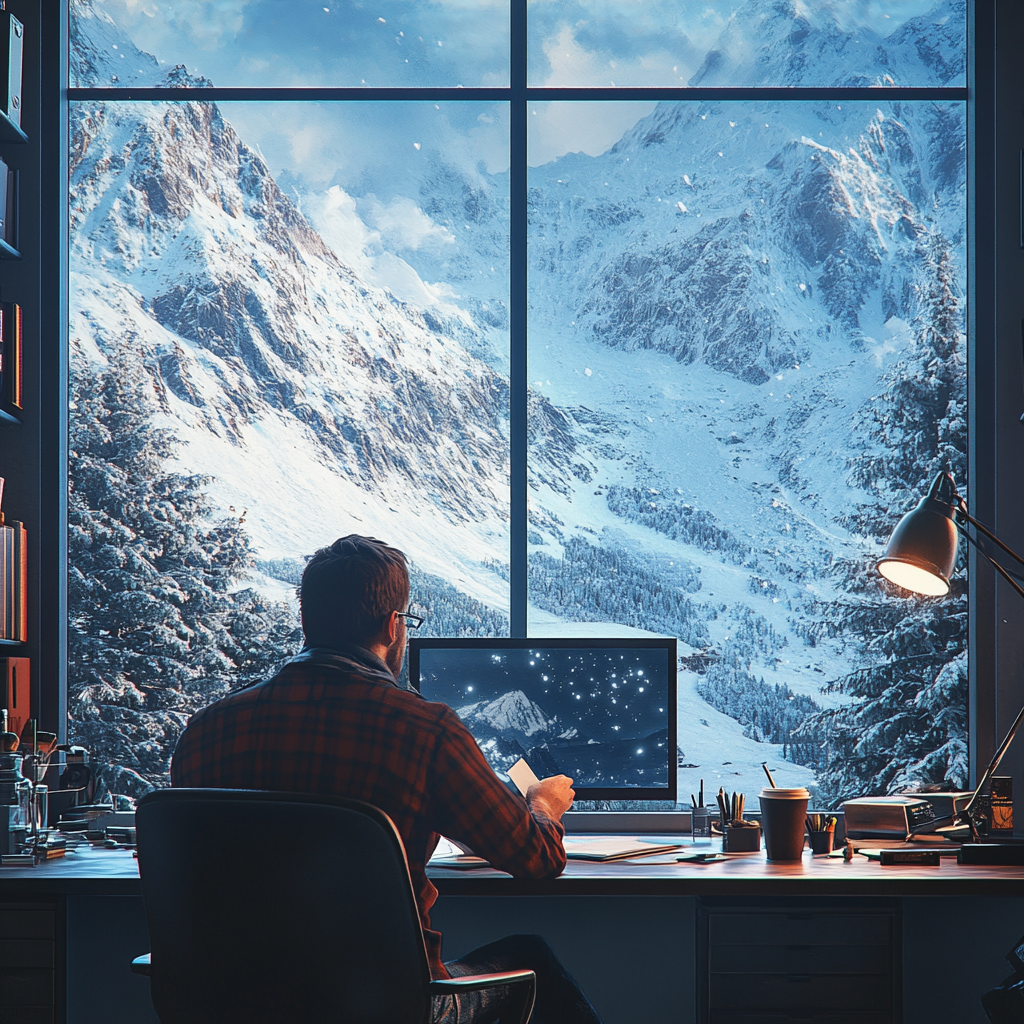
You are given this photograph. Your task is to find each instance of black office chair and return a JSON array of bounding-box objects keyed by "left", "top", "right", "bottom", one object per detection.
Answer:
[{"left": 131, "top": 788, "right": 536, "bottom": 1024}]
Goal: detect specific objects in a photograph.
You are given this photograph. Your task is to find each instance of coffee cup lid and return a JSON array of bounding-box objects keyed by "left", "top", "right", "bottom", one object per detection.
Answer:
[{"left": 759, "top": 787, "right": 810, "bottom": 798}]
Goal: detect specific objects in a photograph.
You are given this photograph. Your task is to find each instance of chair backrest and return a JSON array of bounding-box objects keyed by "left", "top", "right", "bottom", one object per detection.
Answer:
[{"left": 135, "top": 788, "right": 434, "bottom": 1024}]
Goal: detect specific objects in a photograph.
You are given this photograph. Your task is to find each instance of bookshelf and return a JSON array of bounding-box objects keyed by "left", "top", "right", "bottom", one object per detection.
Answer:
[{"left": 0, "top": 0, "right": 37, "bottom": 735}]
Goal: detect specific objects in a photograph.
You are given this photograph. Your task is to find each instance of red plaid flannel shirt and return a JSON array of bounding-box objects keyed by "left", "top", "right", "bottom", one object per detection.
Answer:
[{"left": 170, "top": 645, "right": 567, "bottom": 978}]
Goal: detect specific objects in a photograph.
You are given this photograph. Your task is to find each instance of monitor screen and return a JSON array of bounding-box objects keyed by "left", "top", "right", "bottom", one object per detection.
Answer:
[{"left": 408, "top": 637, "right": 677, "bottom": 802}]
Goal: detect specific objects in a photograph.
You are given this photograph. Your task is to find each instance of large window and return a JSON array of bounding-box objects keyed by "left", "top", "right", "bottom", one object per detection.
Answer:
[{"left": 67, "top": 0, "right": 968, "bottom": 807}]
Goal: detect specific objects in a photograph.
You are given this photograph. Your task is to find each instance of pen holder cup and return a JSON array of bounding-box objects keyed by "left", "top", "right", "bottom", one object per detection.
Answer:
[
  {"left": 808, "top": 829, "right": 835, "bottom": 855},
  {"left": 723, "top": 824, "right": 761, "bottom": 853}
]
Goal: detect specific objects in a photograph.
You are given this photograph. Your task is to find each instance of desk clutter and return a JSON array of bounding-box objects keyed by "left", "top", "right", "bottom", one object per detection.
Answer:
[{"left": 0, "top": 723, "right": 135, "bottom": 865}]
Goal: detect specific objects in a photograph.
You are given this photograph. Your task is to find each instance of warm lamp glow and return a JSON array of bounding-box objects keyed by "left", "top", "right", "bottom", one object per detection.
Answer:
[
  {"left": 877, "top": 472, "right": 959, "bottom": 597},
  {"left": 877, "top": 558, "right": 950, "bottom": 597}
]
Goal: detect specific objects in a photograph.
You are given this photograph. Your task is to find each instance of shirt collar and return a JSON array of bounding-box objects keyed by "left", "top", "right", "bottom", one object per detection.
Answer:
[{"left": 292, "top": 642, "right": 401, "bottom": 687}]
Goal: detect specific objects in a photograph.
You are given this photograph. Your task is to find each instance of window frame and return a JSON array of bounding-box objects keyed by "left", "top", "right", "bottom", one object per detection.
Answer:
[{"left": 41, "top": 1, "right": 1016, "bottom": 796}]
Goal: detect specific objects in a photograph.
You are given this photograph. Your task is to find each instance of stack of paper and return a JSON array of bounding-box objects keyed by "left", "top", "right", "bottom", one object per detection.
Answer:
[{"left": 561, "top": 836, "right": 683, "bottom": 861}]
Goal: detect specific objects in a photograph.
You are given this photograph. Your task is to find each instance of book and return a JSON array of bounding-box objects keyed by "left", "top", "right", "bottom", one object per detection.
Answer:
[
  {"left": 428, "top": 836, "right": 490, "bottom": 870},
  {"left": 10, "top": 520, "right": 25, "bottom": 641},
  {"left": 0, "top": 303, "right": 22, "bottom": 409},
  {"left": 0, "top": 522, "right": 10, "bottom": 639},
  {"left": 0, "top": 657, "right": 30, "bottom": 736}
]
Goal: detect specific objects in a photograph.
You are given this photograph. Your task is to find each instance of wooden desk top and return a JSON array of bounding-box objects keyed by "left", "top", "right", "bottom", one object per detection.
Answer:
[
  {"left": 430, "top": 844, "right": 1024, "bottom": 897},
  {"left": 1, "top": 838, "right": 1023, "bottom": 898}
]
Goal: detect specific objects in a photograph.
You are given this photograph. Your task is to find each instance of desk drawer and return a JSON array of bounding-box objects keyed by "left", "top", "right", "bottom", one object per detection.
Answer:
[
  {"left": 0, "top": 904, "right": 57, "bottom": 1024},
  {"left": 710, "top": 943, "right": 891, "bottom": 974},
  {"left": 0, "top": 940, "right": 53, "bottom": 969},
  {"left": 710, "top": 913, "right": 891, "bottom": 947},
  {"left": 709, "top": 972, "right": 891, "bottom": 1012},
  {"left": 0, "top": 912, "right": 53, "bottom": 940},
  {"left": 0, "top": 968, "right": 54, "bottom": 1007}
]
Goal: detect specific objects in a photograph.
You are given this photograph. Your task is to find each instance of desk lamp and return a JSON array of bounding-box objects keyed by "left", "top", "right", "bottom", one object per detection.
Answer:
[{"left": 878, "top": 471, "right": 1024, "bottom": 840}]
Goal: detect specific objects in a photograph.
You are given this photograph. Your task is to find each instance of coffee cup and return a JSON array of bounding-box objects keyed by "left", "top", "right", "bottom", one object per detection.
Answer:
[{"left": 759, "top": 787, "right": 810, "bottom": 860}]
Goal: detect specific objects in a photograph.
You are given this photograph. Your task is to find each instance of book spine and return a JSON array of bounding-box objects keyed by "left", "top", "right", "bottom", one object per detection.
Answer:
[
  {"left": 0, "top": 157, "right": 7, "bottom": 243},
  {"left": 0, "top": 302, "right": 20, "bottom": 409},
  {"left": 0, "top": 523, "right": 10, "bottom": 640},
  {"left": 11, "top": 520, "right": 25, "bottom": 641},
  {"left": 0, "top": 657, "right": 29, "bottom": 735},
  {"left": 9, "top": 302, "right": 20, "bottom": 408}
]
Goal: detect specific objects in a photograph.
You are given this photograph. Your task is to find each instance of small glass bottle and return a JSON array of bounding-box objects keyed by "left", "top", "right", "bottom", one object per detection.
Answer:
[
  {"left": 691, "top": 805, "right": 712, "bottom": 843},
  {"left": 31, "top": 784, "right": 48, "bottom": 832},
  {"left": 14, "top": 774, "right": 31, "bottom": 830}
]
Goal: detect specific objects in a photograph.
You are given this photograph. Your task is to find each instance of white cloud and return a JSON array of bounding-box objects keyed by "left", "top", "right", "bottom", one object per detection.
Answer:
[
  {"left": 302, "top": 187, "right": 453, "bottom": 308},
  {"left": 528, "top": 100, "right": 656, "bottom": 167},
  {"left": 365, "top": 195, "right": 456, "bottom": 251},
  {"left": 303, "top": 184, "right": 377, "bottom": 272},
  {"left": 116, "top": 0, "right": 248, "bottom": 54}
]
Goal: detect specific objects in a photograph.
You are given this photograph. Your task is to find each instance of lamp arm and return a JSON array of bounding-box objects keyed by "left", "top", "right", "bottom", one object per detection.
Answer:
[
  {"left": 957, "top": 502, "right": 1024, "bottom": 575},
  {"left": 952, "top": 501, "right": 1024, "bottom": 820},
  {"left": 954, "top": 507, "right": 1024, "bottom": 604},
  {"left": 964, "top": 700, "right": 1024, "bottom": 818}
]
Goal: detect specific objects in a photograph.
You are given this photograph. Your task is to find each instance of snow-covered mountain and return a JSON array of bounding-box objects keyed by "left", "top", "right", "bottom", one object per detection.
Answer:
[
  {"left": 688, "top": 0, "right": 964, "bottom": 88},
  {"left": 456, "top": 689, "right": 556, "bottom": 740},
  {"left": 70, "top": 6, "right": 512, "bottom": 606},
  {"left": 68, "top": 0, "right": 967, "bottom": 804}
]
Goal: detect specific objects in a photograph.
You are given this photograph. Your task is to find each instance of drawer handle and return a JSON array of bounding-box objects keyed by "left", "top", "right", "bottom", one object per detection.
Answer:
[{"left": 787, "top": 974, "right": 813, "bottom": 984}]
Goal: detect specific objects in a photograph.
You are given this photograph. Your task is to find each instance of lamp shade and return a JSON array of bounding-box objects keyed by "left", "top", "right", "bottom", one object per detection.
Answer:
[{"left": 877, "top": 473, "right": 959, "bottom": 597}]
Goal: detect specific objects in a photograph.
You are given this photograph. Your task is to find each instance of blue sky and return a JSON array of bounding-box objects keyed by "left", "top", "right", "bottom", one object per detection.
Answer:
[{"left": 82, "top": 0, "right": 948, "bottom": 172}]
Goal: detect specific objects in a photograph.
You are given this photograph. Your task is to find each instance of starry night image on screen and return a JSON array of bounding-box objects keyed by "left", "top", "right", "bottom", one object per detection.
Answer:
[{"left": 416, "top": 646, "right": 671, "bottom": 788}]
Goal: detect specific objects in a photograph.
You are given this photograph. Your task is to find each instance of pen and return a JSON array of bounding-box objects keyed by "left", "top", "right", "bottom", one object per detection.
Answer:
[{"left": 699, "top": 780, "right": 704, "bottom": 808}]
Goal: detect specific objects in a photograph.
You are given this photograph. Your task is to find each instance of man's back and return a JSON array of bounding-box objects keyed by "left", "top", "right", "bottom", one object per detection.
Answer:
[{"left": 171, "top": 645, "right": 566, "bottom": 978}]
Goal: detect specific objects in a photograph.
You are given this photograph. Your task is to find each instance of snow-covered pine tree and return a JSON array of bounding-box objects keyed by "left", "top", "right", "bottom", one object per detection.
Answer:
[
  {"left": 801, "top": 233, "right": 968, "bottom": 806},
  {"left": 68, "top": 351, "right": 300, "bottom": 797}
]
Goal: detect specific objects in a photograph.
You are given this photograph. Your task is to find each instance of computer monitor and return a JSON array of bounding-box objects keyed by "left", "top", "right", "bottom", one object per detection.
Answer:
[{"left": 408, "top": 637, "right": 677, "bottom": 802}]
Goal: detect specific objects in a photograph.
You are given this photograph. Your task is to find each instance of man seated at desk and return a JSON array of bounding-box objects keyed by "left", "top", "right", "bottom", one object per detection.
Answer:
[{"left": 171, "top": 534, "right": 602, "bottom": 1024}]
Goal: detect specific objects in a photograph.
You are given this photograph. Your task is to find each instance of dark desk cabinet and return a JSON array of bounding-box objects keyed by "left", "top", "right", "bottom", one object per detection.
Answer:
[
  {"left": 701, "top": 901, "right": 900, "bottom": 1024},
  {"left": 0, "top": 902, "right": 58, "bottom": 1024}
]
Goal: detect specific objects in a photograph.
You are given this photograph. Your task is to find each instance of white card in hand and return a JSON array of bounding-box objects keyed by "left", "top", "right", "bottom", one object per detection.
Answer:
[{"left": 507, "top": 757, "right": 541, "bottom": 796}]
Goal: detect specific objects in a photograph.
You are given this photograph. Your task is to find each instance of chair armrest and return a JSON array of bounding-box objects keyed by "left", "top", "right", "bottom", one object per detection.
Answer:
[
  {"left": 130, "top": 953, "right": 152, "bottom": 976},
  {"left": 428, "top": 969, "right": 535, "bottom": 994}
]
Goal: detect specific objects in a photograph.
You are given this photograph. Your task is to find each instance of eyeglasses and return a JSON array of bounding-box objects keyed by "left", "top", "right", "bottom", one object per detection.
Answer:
[{"left": 396, "top": 611, "right": 424, "bottom": 630}]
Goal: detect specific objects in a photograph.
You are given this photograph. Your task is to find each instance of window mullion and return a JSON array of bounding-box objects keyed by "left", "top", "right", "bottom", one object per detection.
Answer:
[{"left": 509, "top": 0, "right": 527, "bottom": 637}]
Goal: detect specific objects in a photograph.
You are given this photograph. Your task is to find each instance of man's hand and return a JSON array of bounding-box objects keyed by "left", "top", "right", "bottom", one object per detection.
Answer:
[{"left": 526, "top": 775, "right": 575, "bottom": 820}]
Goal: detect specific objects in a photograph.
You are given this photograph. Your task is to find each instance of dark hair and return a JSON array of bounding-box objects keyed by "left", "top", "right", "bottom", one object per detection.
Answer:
[{"left": 299, "top": 535, "right": 410, "bottom": 647}]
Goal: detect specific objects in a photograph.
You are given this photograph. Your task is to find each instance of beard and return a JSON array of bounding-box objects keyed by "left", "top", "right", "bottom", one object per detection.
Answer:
[{"left": 385, "top": 624, "right": 407, "bottom": 678}]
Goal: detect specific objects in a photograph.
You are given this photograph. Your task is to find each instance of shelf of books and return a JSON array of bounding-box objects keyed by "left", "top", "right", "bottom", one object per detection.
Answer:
[{"left": 0, "top": 2, "right": 29, "bottom": 758}]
